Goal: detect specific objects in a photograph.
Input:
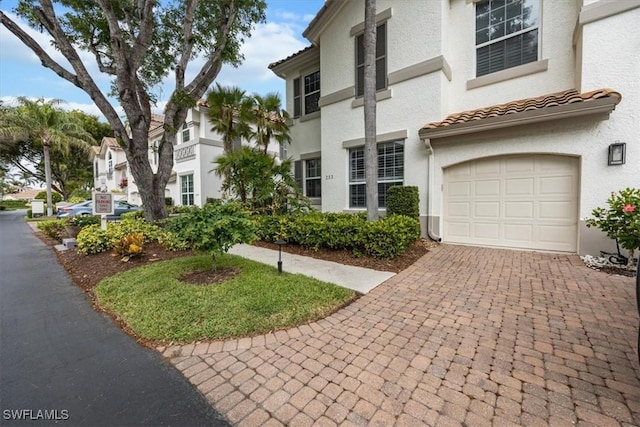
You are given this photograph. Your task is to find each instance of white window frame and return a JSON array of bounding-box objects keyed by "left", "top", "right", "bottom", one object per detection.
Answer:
[
  {"left": 181, "top": 123, "right": 191, "bottom": 143},
  {"left": 293, "top": 70, "right": 321, "bottom": 118},
  {"left": 475, "top": 0, "right": 540, "bottom": 77},
  {"left": 355, "top": 22, "right": 387, "bottom": 98},
  {"left": 348, "top": 140, "right": 404, "bottom": 208},
  {"left": 180, "top": 174, "right": 194, "bottom": 206},
  {"left": 304, "top": 158, "right": 322, "bottom": 198}
]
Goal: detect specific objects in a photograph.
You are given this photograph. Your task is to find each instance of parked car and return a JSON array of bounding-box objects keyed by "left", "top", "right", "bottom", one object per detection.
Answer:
[{"left": 57, "top": 200, "right": 142, "bottom": 220}]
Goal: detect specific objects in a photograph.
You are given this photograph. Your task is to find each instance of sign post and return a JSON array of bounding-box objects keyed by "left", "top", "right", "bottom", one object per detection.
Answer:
[{"left": 92, "top": 192, "right": 114, "bottom": 230}]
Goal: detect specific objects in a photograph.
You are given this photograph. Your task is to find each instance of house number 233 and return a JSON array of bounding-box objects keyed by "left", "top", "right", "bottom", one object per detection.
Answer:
[{"left": 325, "top": 174, "right": 334, "bottom": 180}]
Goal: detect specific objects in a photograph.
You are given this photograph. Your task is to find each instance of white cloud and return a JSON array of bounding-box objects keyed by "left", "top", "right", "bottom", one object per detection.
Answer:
[{"left": 205, "top": 21, "right": 307, "bottom": 90}]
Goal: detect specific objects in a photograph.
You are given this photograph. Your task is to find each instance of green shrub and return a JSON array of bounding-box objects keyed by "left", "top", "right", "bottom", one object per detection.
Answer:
[
  {"left": 65, "top": 215, "right": 100, "bottom": 228},
  {"left": 0, "top": 205, "right": 5, "bottom": 211},
  {"left": 165, "top": 197, "right": 174, "bottom": 206},
  {"left": 67, "top": 196, "right": 87, "bottom": 204},
  {"left": 35, "top": 191, "right": 62, "bottom": 204},
  {"left": 27, "top": 209, "right": 32, "bottom": 218},
  {"left": 361, "top": 215, "right": 421, "bottom": 258},
  {"left": 256, "top": 211, "right": 419, "bottom": 259},
  {"left": 120, "top": 210, "right": 144, "bottom": 220},
  {"left": 1, "top": 200, "right": 28, "bottom": 209},
  {"left": 77, "top": 224, "right": 110, "bottom": 255},
  {"left": 387, "top": 186, "right": 419, "bottom": 220},
  {"left": 165, "top": 202, "right": 256, "bottom": 270},
  {"left": 69, "top": 189, "right": 91, "bottom": 200},
  {"left": 76, "top": 218, "right": 171, "bottom": 255},
  {"left": 586, "top": 188, "right": 640, "bottom": 265},
  {"left": 37, "top": 219, "right": 66, "bottom": 241}
]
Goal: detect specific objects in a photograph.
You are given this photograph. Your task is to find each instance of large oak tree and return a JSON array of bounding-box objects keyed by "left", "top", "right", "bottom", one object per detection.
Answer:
[{"left": 1, "top": 0, "right": 266, "bottom": 221}]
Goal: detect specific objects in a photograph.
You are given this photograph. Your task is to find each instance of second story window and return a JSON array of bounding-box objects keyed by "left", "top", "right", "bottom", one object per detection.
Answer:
[
  {"left": 181, "top": 123, "right": 191, "bottom": 143},
  {"left": 355, "top": 22, "right": 387, "bottom": 98},
  {"left": 475, "top": 0, "right": 540, "bottom": 77},
  {"left": 293, "top": 70, "right": 321, "bottom": 118}
]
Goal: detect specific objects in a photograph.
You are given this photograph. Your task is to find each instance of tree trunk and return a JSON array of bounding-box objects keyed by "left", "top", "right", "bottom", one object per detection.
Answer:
[
  {"left": 364, "top": 0, "right": 378, "bottom": 221},
  {"left": 43, "top": 142, "right": 53, "bottom": 216}
]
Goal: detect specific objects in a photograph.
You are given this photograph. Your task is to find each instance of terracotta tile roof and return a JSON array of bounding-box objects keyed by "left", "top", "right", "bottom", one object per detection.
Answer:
[
  {"left": 422, "top": 88, "right": 621, "bottom": 131},
  {"left": 268, "top": 45, "right": 315, "bottom": 70},
  {"left": 150, "top": 114, "right": 164, "bottom": 131},
  {"left": 103, "top": 136, "right": 121, "bottom": 149}
]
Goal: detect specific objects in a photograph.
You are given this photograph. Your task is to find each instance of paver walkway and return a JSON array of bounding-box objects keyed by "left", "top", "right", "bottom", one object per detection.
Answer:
[{"left": 160, "top": 245, "right": 640, "bottom": 426}]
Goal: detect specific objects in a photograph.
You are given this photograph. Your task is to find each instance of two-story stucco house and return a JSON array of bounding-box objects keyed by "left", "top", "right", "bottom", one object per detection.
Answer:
[
  {"left": 270, "top": 0, "right": 639, "bottom": 256},
  {"left": 91, "top": 105, "right": 284, "bottom": 208}
]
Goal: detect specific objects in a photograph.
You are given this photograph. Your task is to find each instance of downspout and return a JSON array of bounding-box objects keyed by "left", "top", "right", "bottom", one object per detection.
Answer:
[{"left": 422, "top": 137, "right": 442, "bottom": 242}]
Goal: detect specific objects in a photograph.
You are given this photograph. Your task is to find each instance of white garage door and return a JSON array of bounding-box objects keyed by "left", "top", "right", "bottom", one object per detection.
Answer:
[{"left": 443, "top": 154, "right": 579, "bottom": 252}]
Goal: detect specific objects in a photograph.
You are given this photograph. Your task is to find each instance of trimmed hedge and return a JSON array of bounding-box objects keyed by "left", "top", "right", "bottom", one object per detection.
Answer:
[
  {"left": 387, "top": 186, "right": 419, "bottom": 220},
  {"left": 37, "top": 219, "right": 66, "bottom": 241},
  {"left": 35, "top": 191, "right": 62, "bottom": 204},
  {"left": 1, "top": 200, "right": 28, "bottom": 209},
  {"left": 76, "top": 218, "right": 187, "bottom": 255},
  {"left": 256, "top": 212, "right": 420, "bottom": 259}
]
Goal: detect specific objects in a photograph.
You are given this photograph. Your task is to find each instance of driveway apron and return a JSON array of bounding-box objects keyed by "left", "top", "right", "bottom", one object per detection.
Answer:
[
  {"left": 0, "top": 210, "right": 228, "bottom": 426},
  {"left": 164, "top": 244, "right": 640, "bottom": 426}
]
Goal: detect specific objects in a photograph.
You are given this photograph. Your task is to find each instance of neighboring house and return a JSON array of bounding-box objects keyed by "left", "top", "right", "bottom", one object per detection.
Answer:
[
  {"left": 2, "top": 188, "right": 42, "bottom": 202},
  {"left": 92, "top": 106, "right": 283, "bottom": 208},
  {"left": 269, "top": 0, "right": 638, "bottom": 256}
]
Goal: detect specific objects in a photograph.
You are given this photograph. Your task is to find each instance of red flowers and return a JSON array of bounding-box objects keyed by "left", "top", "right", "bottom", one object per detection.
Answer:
[{"left": 622, "top": 204, "right": 635, "bottom": 213}]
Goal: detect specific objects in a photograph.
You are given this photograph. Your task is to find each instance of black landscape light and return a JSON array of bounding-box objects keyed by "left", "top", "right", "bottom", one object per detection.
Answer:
[{"left": 275, "top": 239, "right": 287, "bottom": 274}]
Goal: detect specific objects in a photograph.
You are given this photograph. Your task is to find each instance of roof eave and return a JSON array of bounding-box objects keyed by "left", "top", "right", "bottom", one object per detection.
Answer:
[
  {"left": 302, "top": 0, "right": 345, "bottom": 45},
  {"left": 419, "top": 97, "right": 620, "bottom": 141},
  {"left": 270, "top": 46, "right": 320, "bottom": 79}
]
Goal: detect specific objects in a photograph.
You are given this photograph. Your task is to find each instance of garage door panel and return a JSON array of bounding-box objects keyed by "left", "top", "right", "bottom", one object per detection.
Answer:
[
  {"left": 505, "top": 178, "right": 534, "bottom": 196},
  {"left": 505, "top": 157, "right": 535, "bottom": 173},
  {"left": 505, "top": 201, "right": 534, "bottom": 219},
  {"left": 539, "top": 175, "right": 575, "bottom": 195},
  {"left": 538, "top": 225, "right": 577, "bottom": 247},
  {"left": 448, "top": 181, "right": 471, "bottom": 197},
  {"left": 447, "top": 202, "right": 471, "bottom": 217},
  {"left": 475, "top": 180, "right": 500, "bottom": 196},
  {"left": 504, "top": 224, "right": 534, "bottom": 241},
  {"left": 444, "top": 154, "right": 578, "bottom": 252},
  {"left": 473, "top": 223, "right": 500, "bottom": 239},
  {"left": 476, "top": 159, "right": 501, "bottom": 175},
  {"left": 447, "top": 222, "right": 471, "bottom": 238},
  {"left": 539, "top": 200, "right": 574, "bottom": 219},
  {"left": 474, "top": 202, "right": 500, "bottom": 218}
]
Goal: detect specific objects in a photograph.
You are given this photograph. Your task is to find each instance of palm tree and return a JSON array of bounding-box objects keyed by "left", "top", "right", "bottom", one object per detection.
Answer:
[
  {"left": 251, "top": 93, "right": 291, "bottom": 155},
  {"left": 0, "top": 98, "right": 93, "bottom": 215},
  {"left": 364, "top": 0, "right": 379, "bottom": 221},
  {"left": 205, "top": 83, "right": 254, "bottom": 153}
]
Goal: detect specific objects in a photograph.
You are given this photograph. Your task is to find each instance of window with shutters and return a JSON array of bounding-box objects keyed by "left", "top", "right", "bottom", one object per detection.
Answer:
[
  {"left": 355, "top": 23, "right": 387, "bottom": 98},
  {"left": 349, "top": 140, "right": 403, "bottom": 208},
  {"left": 293, "top": 71, "right": 320, "bottom": 118},
  {"left": 475, "top": 0, "right": 540, "bottom": 77},
  {"left": 305, "top": 159, "right": 322, "bottom": 198}
]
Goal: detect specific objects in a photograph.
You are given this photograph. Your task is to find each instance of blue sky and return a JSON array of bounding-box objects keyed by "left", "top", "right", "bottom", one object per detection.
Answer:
[{"left": 0, "top": 0, "right": 324, "bottom": 119}]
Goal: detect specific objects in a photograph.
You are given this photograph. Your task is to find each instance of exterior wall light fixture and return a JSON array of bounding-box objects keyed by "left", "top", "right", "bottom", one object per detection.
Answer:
[{"left": 608, "top": 142, "right": 626, "bottom": 166}]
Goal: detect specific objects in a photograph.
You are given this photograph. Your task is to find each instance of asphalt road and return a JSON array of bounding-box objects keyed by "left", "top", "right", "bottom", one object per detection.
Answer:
[{"left": 0, "top": 210, "right": 229, "bottom": 426}]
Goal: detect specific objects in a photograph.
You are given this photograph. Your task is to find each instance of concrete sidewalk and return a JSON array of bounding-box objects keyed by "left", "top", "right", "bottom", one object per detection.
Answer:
[{"left": 228, "top": 244, "right": 395, "bottom": 294}]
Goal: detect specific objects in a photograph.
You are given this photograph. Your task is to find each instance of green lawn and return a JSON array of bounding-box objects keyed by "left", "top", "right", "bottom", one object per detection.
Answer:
[{"left": 95, "top": 253, "right": 356, "bottom": 343}]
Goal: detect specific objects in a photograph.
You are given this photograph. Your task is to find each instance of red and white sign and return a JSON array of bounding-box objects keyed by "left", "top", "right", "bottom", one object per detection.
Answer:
[{"left": 93, "top": 192, "right": 114, "bottom": 215}]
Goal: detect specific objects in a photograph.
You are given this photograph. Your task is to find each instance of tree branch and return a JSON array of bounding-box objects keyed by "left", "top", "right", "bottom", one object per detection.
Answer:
[
  {"left": 8, "top": 1, "right": 127, "bottom": 138},
  {"left": 130, "top": 0, "right": 155, "bottom": 70},
  {"left": 174, "top": 0, "right": 199, "bottom": 91}
]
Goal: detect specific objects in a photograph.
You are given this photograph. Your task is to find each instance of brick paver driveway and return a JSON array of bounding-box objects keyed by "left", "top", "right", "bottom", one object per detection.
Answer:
[{"left": 161, "top": 245, "right": 640, "bottom": 426}]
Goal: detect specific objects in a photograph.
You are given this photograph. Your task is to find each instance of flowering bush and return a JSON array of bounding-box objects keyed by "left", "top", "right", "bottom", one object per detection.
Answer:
[
  {"left": 119, "top": 177, "right": 128, "bottom": 189},
  {"left": 585, "top": 188, "right": 640, "bottom": 265}
]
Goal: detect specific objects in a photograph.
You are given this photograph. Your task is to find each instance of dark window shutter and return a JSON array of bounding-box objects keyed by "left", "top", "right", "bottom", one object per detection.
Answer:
[
  {"left": 294, "top": 160, "right": 303, "bottom": 190},
  {"left": 293, "top": 78, "right": 301, "bottom": 118}
]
